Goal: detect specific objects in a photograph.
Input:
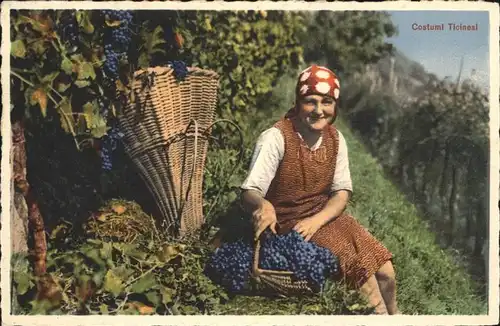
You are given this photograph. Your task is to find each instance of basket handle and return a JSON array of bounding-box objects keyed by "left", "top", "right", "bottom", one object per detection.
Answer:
[
  {"left": 201, "top": 119, "right": 244, "bottom": 228},
  {"left": 252, "top": 237, "right": 263, "bottom": 279}
]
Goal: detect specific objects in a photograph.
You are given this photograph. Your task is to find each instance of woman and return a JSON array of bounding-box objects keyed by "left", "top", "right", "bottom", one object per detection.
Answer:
[{"left": 240, "top": 65, "right": 400, "bottom": 315}]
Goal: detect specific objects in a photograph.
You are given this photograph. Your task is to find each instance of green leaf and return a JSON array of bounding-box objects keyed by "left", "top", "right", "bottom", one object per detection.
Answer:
[
  {"left": 91, "top": 117, "right": 109, "bottom": 138},
  {"left": 82, "top": 247, "right": 107, "bottom": 267},
  {"left": 78, "top": 62, "right": 96, "bottom": 80},
  {"left": 81, "top": 101, "right": 108, "bottom": 138},
  {"left": 100, "top": 242, "right": 113, "bottom": 260},
  {"left": 42, "top": 71, "right": 60, "bottom": 84},
  {"left": 70, "top": 53, "right": 85, "bottom": 63},
  {"left": 56, "top": 82, "right": 71, "bottom": 93},
  {"left": 112, "top": 266, "right": 135, "bottom": 280},
  {"left": 99, "top": 304, "right": 109, "bottom": 314},
  {"left": 157, "top": 244, "right": 184, "bottom": 263},
  {"left": 145, "top": 291, "right": 161, "bottom": 306},
  {"left": 28, "top": 39, "right": 46, "bottom": 57},
  {"left": 160, "top": 287, "right": 176, "bottom": 305},
  {"left": 129, "top": 273, "right": 158, "bottom": 294},
  {"left": 74, "top": 80, "right": 91, "bottom": 88},
  {"left": 61, "top": 57, "right": 73, "bottom": 75},
  {"left": 14, "top": 271, "right": 33, "bottom": 295},
  {"left": 104, "top": 270, "right": 124, "bottom": 297},
  {"left": 92, "top": 270, "right": 105, "bottom": 287},
  {"left": 11, "top": 40, "right": 26, "bottom": 58},
  {"left": 77, "top": 11, "right": 94, "bottom": 34},
  {"left": 138, "top": 53, "right": 149, "bottom": 69},
  {"left": 82, "top": 102, "right": 94, "bottom": 128},
  {"left": 59, "top": 100, "right": 75, "bottom": 134},
  {"left": 150, "top": 25, "right": 167, "bottom": 48}
]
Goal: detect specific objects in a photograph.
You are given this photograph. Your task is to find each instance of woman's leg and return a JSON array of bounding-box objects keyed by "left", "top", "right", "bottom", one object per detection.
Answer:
[
  {"left": 375, "top": 260, "right": 400, "bottom": 314},
  {"left": 359, "top": 274, "right": 388, "bottom": 315}
]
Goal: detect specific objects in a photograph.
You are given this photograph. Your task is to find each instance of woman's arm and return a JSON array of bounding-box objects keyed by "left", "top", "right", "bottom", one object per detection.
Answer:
[
  {"left": 240, "top": 127, "right": 284, "bottom": 238},
  {"left": 312, "top": 189, "right": 351, "bottom": 227},
  {"left": 293, "top": 189, "right": 351, "bottom": 241},
  {"left": 241, "top": 189, "right": 268, "bottom": 214},
  {"left": 241, "top": 189, "right": 278, "bottom": 238}
]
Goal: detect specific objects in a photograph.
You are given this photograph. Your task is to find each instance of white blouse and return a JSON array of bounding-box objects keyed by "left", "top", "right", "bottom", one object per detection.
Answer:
[{"left": 241, "top": 127, "right": 353, "bottom": 197}]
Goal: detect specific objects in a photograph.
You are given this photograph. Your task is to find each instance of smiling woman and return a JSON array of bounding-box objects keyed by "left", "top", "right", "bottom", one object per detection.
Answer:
[{"left": 240, "top": 65, "right": 400, "bottom": 315}]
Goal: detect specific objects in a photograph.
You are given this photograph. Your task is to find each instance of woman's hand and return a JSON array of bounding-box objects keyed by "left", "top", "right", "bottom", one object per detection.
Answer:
[
  {"left": 293, "top": 215, "right": 324, "bottom": 242},
  {"left": 252, "top": 200, "right": 278, "bottom": 240}
]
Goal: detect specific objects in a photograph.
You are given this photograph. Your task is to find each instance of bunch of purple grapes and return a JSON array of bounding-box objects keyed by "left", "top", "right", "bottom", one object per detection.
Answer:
[
  {"left": 204, "top": 230, "right": 340, "bottom": 294},
  {"left": 259, "top": 230, "right": 340, "bottom": 291},
  {"left": 204, "top": 240, "right": 254, "bottom": 292},
  {"left": 101, "top": 10, "right": 133, "bottom": 81},
  {"left": 168, "top": 60, "right": 189, "bottom": 81},
  {"left": 58, "top": 11, "right": 79, "bottom": 49},
  {"left": 100, "top": 126, "right": 124, "bottom": 171}
]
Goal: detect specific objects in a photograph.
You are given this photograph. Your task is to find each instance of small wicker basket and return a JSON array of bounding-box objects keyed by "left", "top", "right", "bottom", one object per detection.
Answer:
[{"left": 251, "top": 238, "right": 316, "bottom": 297}]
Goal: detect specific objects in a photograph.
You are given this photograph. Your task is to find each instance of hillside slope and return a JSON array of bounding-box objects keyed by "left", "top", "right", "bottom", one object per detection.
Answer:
[{"left": 211, "top": 116, "right": 487, "bottom": 315}]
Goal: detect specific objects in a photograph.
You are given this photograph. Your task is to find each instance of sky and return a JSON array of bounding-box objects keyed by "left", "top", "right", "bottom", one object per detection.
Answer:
[{"left": 387, "top": 11, "right": 490, "bottom": 91}]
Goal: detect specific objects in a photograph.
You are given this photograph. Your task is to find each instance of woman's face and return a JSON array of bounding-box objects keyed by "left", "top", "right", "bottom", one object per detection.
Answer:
[{"left": 295, "top": 94, "right": 336, "bottom": 132}]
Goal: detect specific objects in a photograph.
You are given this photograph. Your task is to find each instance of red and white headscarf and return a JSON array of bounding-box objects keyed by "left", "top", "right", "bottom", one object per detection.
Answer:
[{"left": 295, "top": 65, "right": 340, "bottom": 100}]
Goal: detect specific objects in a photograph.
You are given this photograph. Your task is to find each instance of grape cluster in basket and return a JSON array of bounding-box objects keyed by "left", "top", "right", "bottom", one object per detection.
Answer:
[{"left": 204, "top": 230, "right": 340, "bottom": 293}]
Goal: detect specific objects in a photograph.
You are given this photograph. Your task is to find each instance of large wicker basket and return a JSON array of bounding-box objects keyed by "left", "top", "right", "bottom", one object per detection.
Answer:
[
  {"left": 251, "top": 238, "right": 316, "bottom": 297},
  {"left": 117, "top": 66, "right": 219, "bottom": 236}
]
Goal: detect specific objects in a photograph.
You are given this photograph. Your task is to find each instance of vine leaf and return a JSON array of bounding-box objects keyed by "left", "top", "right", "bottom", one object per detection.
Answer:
[
  {"left": 77, "top": 11, "right": 95, "bottom": 34},
  {"left": 139, "top": 25, "right": 166, "bottom": 68},
  {"left": 129, "top": 273, "right": 158, "bottom": 294},
  {"left": 74, "top": 80, "right": 91, "bottom": 88},
  {"left": 82, "top": 102, "right": 94, "bottom": 128},
  {"left": 83, "top": 101, "right": 108, "bottom": 138},
  {"left": 145, "top": 291, "right": 160, "bottom": 306},
  {"left": 77, "top": 62, "right": 96, "bottom": 80},
  {"left": 11, "top": 40, "right": 26, "bottom": 58},
  {"left": 41, "top": 71, "right": 60, "bottom": 85},
  {"left": 91, "top": 115, "right": 108, "bottom": 138},
  {"left": 14, "top": 271, "right": 33, "bottom": 295},
  {"left": 32, "top": 39, "right": 48, "bottom": 56},
  {"left": 59, "top": 99, "right": 75, "bottom": 134},
  {"left": 30, "top": 88, "right": 48, "bottom": 117},
  {"left": 56, "top": 82, "right": 71, "bottom": 93},
  {"left": 61, "top": 57, "right": 74, "bottom": 75},
  {"left": 103, "top": 270, "right": 124, "bottom": 297},
  {"left": 17, "top": 14, "right": 53, "bottom": 34},
  {"left": 160, "top": 287, "right": 176, "bottom": 305}
]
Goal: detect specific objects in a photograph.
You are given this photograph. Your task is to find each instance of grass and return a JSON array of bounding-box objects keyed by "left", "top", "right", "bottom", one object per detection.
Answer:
[{"left": 335, "top": 117, "right": 487, "bottom": 315}]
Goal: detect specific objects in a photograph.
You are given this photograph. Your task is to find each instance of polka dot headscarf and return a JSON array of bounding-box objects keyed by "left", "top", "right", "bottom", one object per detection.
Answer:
[{"left": 295, "top": 65, "right": 340, "bottom": 100}]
